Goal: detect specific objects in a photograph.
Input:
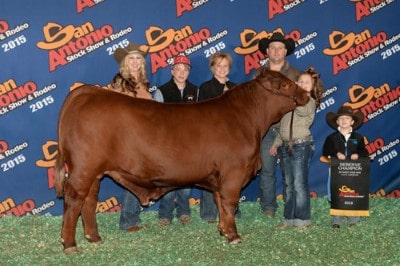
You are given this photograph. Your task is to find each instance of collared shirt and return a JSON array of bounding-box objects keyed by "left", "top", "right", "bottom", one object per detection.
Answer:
[{"left": 152, "top": 89, "right": 164, "bottom": 102}]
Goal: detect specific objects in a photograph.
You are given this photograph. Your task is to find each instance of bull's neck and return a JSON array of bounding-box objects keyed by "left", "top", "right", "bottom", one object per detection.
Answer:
[{"left": 223, "top": 84, "right": 276, "bottom": 139}]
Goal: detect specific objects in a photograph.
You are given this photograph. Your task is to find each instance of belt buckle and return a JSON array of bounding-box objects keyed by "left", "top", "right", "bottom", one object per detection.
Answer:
[{"left": 295, "top": 139, "right": 303, "bottom": 144}]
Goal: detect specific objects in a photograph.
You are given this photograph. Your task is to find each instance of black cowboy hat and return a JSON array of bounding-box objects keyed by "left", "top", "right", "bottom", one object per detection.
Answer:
[
  {"left": 114, "top": 42, "right": 148, "bottom": 63},
  {"left": 258, "top": 32, "right": 295, "bottom": 56},
  {"left": 326, "top": 105, "right": 364, "bottom": 129}
]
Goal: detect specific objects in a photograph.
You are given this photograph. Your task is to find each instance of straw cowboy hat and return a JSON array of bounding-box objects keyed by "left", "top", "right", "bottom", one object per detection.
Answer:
[
  {"left": 326, "top": 105, "right": 364, "bottom": 129},
  {"left": 113, "top": 42, "right": 148, "bottom": 63},
  {"left": 258, "top": 32, "right": 296, "bottom": 56}
]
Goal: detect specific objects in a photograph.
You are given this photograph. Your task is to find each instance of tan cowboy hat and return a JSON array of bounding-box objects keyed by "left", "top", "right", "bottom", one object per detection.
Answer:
[
  {"left": 258, "top": 32, "right": 295, "bottom": 56},
  {"left": 113, "top": 42, "right": 148, "bottom": 63},
  {"left": 326, "top": 105, "right": 364, "bottom": 129}
]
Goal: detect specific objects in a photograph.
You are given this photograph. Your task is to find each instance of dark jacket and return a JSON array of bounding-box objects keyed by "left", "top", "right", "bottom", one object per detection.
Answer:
[
  {"left": 322, "top": 131, "right": 368, "bottom": 159},
  {"left": 198, "top": 77, "right": 236, "bottom": 101},
  {"left": 158, "top": 78, "right": 198, "bottom": 103}
]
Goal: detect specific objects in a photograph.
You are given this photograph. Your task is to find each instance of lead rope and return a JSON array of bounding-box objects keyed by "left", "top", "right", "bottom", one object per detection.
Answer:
[{"left": 288, "top": 111, "right": 294, "bottom": 156}]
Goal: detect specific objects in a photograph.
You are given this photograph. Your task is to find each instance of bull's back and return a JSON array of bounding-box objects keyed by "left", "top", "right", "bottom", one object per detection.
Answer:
[
  {"left": 58, "top": 85, "right": 259, "bottom": 168},
  {"left": 59, "top": 86, "right": 148, "bottom": 132}
]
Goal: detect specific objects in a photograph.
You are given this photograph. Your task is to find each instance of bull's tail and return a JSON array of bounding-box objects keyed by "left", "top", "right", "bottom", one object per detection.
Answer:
[{"left": 54, "top": 147, "right": 67, "bottom": 198}]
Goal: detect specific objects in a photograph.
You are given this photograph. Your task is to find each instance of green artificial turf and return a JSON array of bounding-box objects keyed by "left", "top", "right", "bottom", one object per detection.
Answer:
[{"left": 0, "top": 198, "right": 399, "bottom": 265}]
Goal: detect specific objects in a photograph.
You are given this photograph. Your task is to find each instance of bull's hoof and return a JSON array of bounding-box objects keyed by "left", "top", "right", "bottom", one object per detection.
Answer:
[
  {"left": 64, "top": 246, "right": 80, "bottom": 255},
  {"left": 85, "top": 234, "right": 102, "bottom": 243},
  {"left": 228, "top": 237, "right": 242, "bottom": 244}
]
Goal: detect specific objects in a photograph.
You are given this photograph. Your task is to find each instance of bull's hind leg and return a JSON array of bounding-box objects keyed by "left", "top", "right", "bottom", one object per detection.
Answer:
[
  {"left": 81, "top": 178, "right": 102, "bottom": 244},
  {"left": 61, "top": 173, "right": 96, "bottom": 254},
  {"left": 61, "top": 183, "right": 85, "bottom": 254}
]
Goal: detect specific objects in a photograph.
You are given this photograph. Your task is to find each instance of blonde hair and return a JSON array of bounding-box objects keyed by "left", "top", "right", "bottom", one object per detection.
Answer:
[
  {"left": 209, "top": 52, "right": 233, "bottom": 69},
  {"left": 119, "top": 53, "right": 149, "bottom": 83},
  {"left": 113, "top": 53, "right": 149, "bottom": 96}
]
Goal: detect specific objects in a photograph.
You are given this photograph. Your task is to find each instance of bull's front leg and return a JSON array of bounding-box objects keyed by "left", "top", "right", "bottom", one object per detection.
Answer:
[
  {"left": 215, "top": 191, "right": 241, "bottom": 244},
  {"left": 81, "top": 179, "right": 102, "bottom": 244}
]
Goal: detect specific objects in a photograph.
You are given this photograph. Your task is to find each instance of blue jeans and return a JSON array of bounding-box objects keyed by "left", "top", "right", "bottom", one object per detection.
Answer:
[
  {"left": 259, "top": 127, "right": 279, "bottom": 213},
  {"left": 158, "top": 188, "right": 191, "bottom": 221},
  {"left": 279, "top": 141, "right": 314, "bottom": 227},
  {"left": 200, "top": 190, "right": 218, "bottom": 221},
  {"left": 332, "top": 215, "right": 360, "bottom": 226},
  {"left": 200, "top": 190, "right": 242, "bottom": 221},
  {"left": 327, "top": 171, "right": 331, "bottom": 202},
  {"left": 119, "top": 189, "right": 142, "bottom": 230}
]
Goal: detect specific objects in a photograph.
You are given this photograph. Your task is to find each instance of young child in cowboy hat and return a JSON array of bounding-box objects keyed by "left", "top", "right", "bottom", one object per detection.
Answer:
[{"left": 322, "top": 104, "right": 368, "bottom": 228}]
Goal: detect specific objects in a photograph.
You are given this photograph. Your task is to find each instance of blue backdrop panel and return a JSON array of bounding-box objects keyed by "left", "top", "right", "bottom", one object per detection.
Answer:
[{"left": 1, "top": 0, "right": 399, "bottom": 217}]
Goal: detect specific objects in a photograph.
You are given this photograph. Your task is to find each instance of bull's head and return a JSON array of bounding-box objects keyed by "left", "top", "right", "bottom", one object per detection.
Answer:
[{"left": 256, "top": 69, "right": 310, "bottom": 107}]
